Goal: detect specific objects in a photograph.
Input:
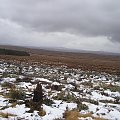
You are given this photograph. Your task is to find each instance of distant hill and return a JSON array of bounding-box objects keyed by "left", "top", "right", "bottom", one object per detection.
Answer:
[
  {"left": 0, "top": 45, "right": 120, "bottom": 57},
  {"left": 0, "top": 48, "right": 30, "bottom": 56},
  {"left": 29, "top": 46, "right": 120, "bottom": 56},
  {"left": 0, "top": 45, "right": 120, "bottom": 74}
]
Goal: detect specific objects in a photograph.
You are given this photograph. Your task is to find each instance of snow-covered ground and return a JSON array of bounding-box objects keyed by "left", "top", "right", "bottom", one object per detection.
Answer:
[{"left": 0, "top": 61, "right": 119, "bottom": 120}]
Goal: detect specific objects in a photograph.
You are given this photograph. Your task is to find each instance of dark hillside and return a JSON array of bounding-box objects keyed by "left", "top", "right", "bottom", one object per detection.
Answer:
[{"left": 0, "top": 48, "right": 30, "bottom": 56}]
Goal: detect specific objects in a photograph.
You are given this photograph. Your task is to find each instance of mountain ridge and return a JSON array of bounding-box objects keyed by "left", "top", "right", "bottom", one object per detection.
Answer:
[{"left": 0, "top": 44, "right": 120, "bottom": 57}]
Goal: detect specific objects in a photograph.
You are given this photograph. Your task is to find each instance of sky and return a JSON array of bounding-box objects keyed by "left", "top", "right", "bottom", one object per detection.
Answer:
[{"left": 0, "top": 0, "right": 120, "bottom": 53}]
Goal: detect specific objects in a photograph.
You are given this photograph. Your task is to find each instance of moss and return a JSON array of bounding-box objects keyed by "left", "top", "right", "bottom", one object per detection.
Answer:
[
  {"left": 101, "top": 84, "right": 120, "bottom": 92},
  {"left": 54, "top": 91, "right": 76, "bottom": 102},
  {"left": 77, "top": 103, "right": 88, "bottom": 111},
  {"left": 43, "top": 98, "right": 54, "bottom": 106},
  {"left": 9, "top": 89, "right": 26, "bottom": 100},
  {"left": 1, "top": 82, "right": 15, "bottom": 88},
  {"left": 89, "top": 99, "right": 99, "bottom": 105}
]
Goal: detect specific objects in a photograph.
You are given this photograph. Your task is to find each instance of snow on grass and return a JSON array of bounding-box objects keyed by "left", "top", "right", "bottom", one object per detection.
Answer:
[
  {"left": 84, "top": 102, "right": 120, "bottom": 120},
  {"left": 0, "top": 61, "right": 119, "bottom": 120},
  {"left": 51, "top": 82, "right": 61, "bottom": 86},
  {"left": 1, "top": 104, "right": 29, "bottom": 116},
  {"left": 0, "top": 101, "right": 77, "bottom": 120},
  {"left": 104, "top": 90, "right": 120, "bottom": 97},
  {"left": 0, "top": 96, "right": 9, "bottom": 109},
  {"left": 42, "top": 101, "right": 77, "bottom": 120},
  {"left": 91, "top": 91, "right": 114, "bottom": 101},
  {"left": 33, "top": 78, "right": 52, "bottom": 83},
  {"left": 42, "top": 104, "right": 64, "bottom": 120},
  {"left": 18, "top": 82, "right": 33, "bottom": 89},
  {"left": 1, "top": 78, "right": 16, "bottom": 83},
  {"left": 67, "top": 78, "right": 75, "bottom": 83}
]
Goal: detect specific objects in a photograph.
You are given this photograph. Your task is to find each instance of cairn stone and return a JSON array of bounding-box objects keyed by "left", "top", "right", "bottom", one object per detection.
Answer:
[
  {"left": 19, "top": 66, "right": 23, "bottom": 75},
  {"left": 33, "top": 83, "right": 43, "bottom": 103},
  {"left": 25, "top": 83, "right": 43, "bottom": 112}
]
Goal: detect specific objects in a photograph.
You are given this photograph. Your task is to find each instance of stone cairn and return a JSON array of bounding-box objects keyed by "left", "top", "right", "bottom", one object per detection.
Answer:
[
  {"left": 33, "top": 83, "right": 43, "bottom": 103},
  {"left": 25, "top": 82, "right": 43, "bottom": 112}
]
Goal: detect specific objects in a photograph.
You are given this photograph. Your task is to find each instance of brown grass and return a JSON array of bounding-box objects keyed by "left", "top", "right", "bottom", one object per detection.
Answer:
[
  {"left": 0, "top": 112, "right": 16, "bottom": 118},
  {"left": 79, "top": 113, "right": 93, "bottom": 118},
  {"left": 0, "top": 50, "right": 120, "bottom": 75},
  {"left": 63, "top": 110, "right": 79, "bottom": 120},
  {"left": 38, "top": 109, "right": 46, "bottom": 116},
  {"left": 11, "top": 102, "right": 17, "bottom": 108},
  {"left": 63, "top": 110, "right": 107, "bottom": 120}
]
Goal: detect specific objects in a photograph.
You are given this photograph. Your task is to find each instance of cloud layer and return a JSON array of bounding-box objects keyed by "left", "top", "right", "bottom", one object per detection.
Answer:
[{"left": 0, "top": 0, "right": 120, "bottom": 52}]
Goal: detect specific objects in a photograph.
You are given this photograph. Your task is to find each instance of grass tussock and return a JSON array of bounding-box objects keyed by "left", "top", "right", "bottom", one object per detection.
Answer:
[
  {"left": 94, "top": 117, "right": 107, "bottom": 120},
  {"left": 101, "top": 84, "right": 120, "bottom": 92},
  {"left": 63, "top": 110, "right": 79, "bottom": 120},
  {"left": 0, "top": 112, "right": 16, "bottom": 118},
  {"left": 1, "top": 82, "right": 15, "bottom": 89},
  {"left": 38, "top": 109, "right": 46, "bottom": 116},
  {"left": 10, "top": 102, "right": 17, "bottom": 108},
  {"left": 63, "top": 110, "right": 107, "bottom": 120},
  {"left": 9, "top": 89, "right": 26, "bottom": 100},
  {"left": 79, "top": 113, "right": 93, "bottom": 118}
]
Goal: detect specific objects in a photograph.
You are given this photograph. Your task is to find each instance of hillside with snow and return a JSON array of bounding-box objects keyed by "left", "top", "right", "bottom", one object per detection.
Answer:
[{"left": 0, "top": 61, "right": 119, "bottom": 120}]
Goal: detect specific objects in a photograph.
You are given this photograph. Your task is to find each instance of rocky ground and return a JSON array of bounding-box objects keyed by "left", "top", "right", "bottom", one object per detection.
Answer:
[{"left": 0, "top": 60, "right": 120, "bottom": 120}]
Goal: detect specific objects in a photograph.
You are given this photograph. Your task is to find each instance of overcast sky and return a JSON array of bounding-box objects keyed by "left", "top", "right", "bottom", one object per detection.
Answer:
[{"left": 0, "top": 0, "right": 120, "bottom": 53}]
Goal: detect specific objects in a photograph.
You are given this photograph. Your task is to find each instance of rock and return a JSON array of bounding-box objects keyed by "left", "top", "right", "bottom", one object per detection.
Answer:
[
  {"left": 33, "top": 83, "right": 43, "bottom": 103},
  {"left": 25, "top": 83, "right": 43, "bottom": 111}
]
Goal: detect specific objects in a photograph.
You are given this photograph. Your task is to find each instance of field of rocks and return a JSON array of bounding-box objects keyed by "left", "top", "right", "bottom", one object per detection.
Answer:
[{"left": 0, "top": 60, "right": 120, "bottom": 120}]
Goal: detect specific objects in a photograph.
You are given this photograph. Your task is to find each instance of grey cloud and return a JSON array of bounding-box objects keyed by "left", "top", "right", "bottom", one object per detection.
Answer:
[
  {"left": 0, "top": 0, "right": 119, "bottom": 42},
  {"left": 0, "top": 0, "right": 120, "bottom": 52}
]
